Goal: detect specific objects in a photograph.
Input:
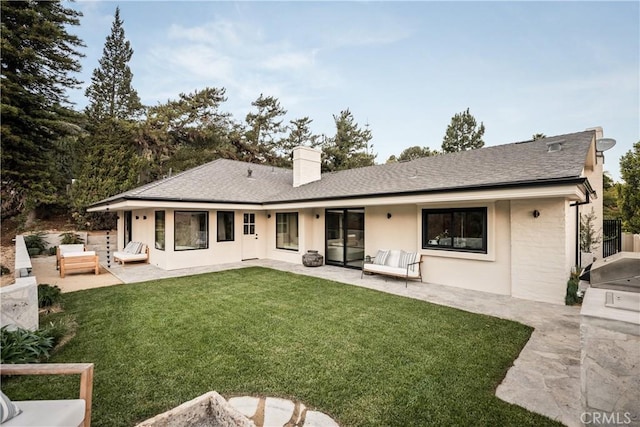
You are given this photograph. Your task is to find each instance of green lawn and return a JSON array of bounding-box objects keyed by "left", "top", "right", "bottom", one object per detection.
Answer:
[{"left": 2, "top": 267, "right": 560, "bottom": 426}]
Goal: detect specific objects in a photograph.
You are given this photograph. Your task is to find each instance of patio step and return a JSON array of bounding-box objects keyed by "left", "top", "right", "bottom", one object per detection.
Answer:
[{"left": 86, "top": 231, "right": 118, "bottom": 266}]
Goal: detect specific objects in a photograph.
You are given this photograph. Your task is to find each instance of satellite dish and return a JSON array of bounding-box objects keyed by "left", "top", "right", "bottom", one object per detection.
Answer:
[{"left": 596, "top": 138, "right": 616, "bottom": 152}]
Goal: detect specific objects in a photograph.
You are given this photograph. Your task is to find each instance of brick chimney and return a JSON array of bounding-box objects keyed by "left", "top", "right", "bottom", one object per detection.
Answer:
[{"left": 293, "top": 146, "right": 321, "bottom": 187}]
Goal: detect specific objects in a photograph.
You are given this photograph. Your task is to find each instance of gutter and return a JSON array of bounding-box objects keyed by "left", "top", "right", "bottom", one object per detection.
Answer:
[{"left": 570, "top": 178, "right": 598, "bottom": 267}]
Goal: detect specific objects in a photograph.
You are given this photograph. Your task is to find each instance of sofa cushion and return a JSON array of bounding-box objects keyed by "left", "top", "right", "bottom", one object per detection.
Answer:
[
  {"left": 63, "top": 250, "right": 96, "bottom": 258},
  {"left": 364, "top": 263, "right": 421, "bottom": 278},
  {"left": 124, "top": 241, "right": 143, "bottom": 254},
  {"left": 385, "top": 250, "right": 403, "bottom": 268},
  {"left": 4, "top": 399, "right": 85, "bottom": 427},
  {"left": 373, "top": 249, "right": 389, "bottom": 265},
  {"left": 399, "top": 252, "right": 418, "bottom": 272},
  {"left": 58, "top": 244, "right": 85, "bottom": 256},
  {"left": 1, "top": 391, "right": 22, "bottom": 423}
]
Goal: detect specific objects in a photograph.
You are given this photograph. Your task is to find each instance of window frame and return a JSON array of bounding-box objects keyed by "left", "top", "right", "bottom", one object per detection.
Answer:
[
  {"left": 155, "top": 210, "right": 165, "bottom": 251},
  {"left": 422, "top": 207, "right": 487, "bottom": 254},
  {"left": 217, "top": 211, "right": 235, "bottom": 242},
  {"left": 174, "top": 211, "right": 209, "bottom": 251},
  {"left": 276, "top": 212, "right": 299, "bottom": 251}
]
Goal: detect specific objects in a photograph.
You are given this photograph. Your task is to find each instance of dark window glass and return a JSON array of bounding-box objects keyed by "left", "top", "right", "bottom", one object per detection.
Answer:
[
  {"left": 422, "top": 208, "right": 487, "bottom": 253},
  {"left": 155, "top": 211, "right": 165, "bottom": 250},
  {"left": 276, "top": 212, "right": 299, "bottom": 250},
  {"left": 217, "top": 211, "right": 234, "bottom": 242}
]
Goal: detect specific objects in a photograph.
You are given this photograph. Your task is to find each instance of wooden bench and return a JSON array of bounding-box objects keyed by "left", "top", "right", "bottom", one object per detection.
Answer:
[
  {"left": 0, "top": 363, "right": 94, "bottom": 427},
  {"left": 362, "top": 250, "right": 424, "bottom": 287},
  {"left": 60, "top": 251, "right": 100, "bottom": 278}
]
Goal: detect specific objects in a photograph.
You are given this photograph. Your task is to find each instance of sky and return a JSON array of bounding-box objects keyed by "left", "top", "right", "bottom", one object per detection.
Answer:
[{"left": 67, "top": 1, "right": 639, "bottom": 182}]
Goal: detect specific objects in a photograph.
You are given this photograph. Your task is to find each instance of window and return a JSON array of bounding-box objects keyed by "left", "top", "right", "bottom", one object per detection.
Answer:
[
  {"left": 155, "top": 211, "right": 165, "bottom": 250},
  {"left": 243, "top": 213, "right": 255, "bottom": 235},
  {"left": 217, "top": 211, "right": 234, "bottom": 242},
  {"left": 276, "top": 212, "right": 299, "bottom": 250},
  {"left": 174, "top": 211, "right": 208, "bottom": 250},
  {"left": 422, "top": 208, "right": 487, "bottom": 253}
]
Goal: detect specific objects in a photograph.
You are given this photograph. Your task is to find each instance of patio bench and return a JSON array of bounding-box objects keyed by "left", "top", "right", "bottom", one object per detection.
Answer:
[
  {"left": 362, "top": 249, "right": 424, "bottom": 287},
  {"left": 114, "top": 242, "right": 149, "bottom": 265},
  {"left": 0, "top": 363, "right": 94, "bottom": 427},
  {"left": 59, "top": 251, "right": 99, "bottom": 278}
]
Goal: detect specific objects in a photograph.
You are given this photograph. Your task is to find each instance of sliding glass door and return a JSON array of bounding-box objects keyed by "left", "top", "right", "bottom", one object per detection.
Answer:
[{"left": 326, "top": 208, "right": 365, "bottom": 269}]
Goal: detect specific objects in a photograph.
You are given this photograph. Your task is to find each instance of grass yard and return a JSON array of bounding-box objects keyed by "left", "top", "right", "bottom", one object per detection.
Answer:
[{"left": 1, "top": 267, "right": 561, "bottom": 426}]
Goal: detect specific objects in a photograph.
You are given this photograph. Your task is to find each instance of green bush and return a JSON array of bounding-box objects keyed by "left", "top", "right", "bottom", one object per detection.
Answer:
[
  {"left": 59, "top": 231, "right": 84, "bottom": 245},
  {"left": 38, "top": 284, "right": 62, "bottom": 308},
  {"left": 24, "top": 232, "right": 48, "bottom": 256},
  {"left": 565, "top": 270, "right": 583, "bottom": 305},
  {"left": 0, "top": 326, "right": 54, "bottom": 364},
  {"left": 41, "top": 316, "right": 76, "bottom": 348}
]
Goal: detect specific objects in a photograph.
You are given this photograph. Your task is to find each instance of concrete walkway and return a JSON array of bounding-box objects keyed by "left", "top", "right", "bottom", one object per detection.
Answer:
[{"left": 104, "top": 259, "right": 582, "bottom": 427}]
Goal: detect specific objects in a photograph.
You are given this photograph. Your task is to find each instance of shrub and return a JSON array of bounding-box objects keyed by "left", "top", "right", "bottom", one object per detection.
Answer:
[
  {"left": 59, "top": 231, "right": 84, "bottom": 245},
  {"left": 38, "top": 284, "right": 62, "bottom": 308},
  {"left": 0, "top": 265, "right": 10, "bottom": 276},
  {"left": 24, "top": 232, "right": 48, "bottom": 256},
  {"left": 48, "top": 246, "right": 57, "bottom": 256},
  {"left": 565, "top": 270, "right": 583, "bottom": 305},
  {"left": 0, "top": 326, "right": 54, "bottom": 364},
  {"left": 41, "top": 316, "right": 77, "bottom": 348}
]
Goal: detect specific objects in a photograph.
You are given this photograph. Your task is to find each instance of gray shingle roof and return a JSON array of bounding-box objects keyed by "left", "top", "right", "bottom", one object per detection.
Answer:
[{"left": 92, "top": 130, "right": 594, "bottom": 207}]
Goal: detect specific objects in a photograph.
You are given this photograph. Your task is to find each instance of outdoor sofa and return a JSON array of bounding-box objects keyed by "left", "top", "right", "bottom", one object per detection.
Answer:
[
  {"left": 362, "top": 249, "right": 424, "bottom": 286},
  {"left": 0, "top": 363, "right": 94, "bottom": 427},
  {"left": 57, "top": 245, "right": 99, "bottom": 278},
  {"left": 113, "top": 242, "right": 149, "bottom": 265}
]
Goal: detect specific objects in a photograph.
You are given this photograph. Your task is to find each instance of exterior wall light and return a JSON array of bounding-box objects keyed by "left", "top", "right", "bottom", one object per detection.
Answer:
[
  {"left": 387, "top": 213, "right": 392, "bottom": 219},
  {"left": 533, "top": 210, "right": 540, "bottom": 218}
]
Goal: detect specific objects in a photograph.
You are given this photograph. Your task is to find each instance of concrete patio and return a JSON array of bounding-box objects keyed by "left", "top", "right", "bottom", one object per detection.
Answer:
[{"left": 34, "top": 257, "right": 581, "bottom": 426}]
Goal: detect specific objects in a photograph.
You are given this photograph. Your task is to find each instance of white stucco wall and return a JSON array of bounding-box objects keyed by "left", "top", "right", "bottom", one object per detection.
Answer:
[
  {"left": 420, "top": 201, "right": 512, "bottom": 295},
  {"left": 510, "top": 198, "right": 571, "bottom": 305},
  {"left": 365, "top": 205, "right": 419, "bottom": 255}
]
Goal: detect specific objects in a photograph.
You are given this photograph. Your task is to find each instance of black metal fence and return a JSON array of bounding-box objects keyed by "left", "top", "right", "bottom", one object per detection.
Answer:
[{"left": 602, "top": 219, "right": 622, "bottom": 258}]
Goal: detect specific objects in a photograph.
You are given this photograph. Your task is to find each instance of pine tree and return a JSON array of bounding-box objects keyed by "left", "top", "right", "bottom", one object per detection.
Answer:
[
  {"left": 0, "top": 0, "right": 85, "bottom": 222},
  {"left": 245, "top": 94, "right": 287, "bottom": 164},
  {"left": 441, "top": 108, "right": 485, "bottom": 153},
  {"left": 322, "top": 109, "right": 375, "bottom": 172},
  {"left": 71, "top": 7, "right": 143, "bottom": 229},
  {"left": 84, "top": 7, "right": 142, "bottom": 121}
]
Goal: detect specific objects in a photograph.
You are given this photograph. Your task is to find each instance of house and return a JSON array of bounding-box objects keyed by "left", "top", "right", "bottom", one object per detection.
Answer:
[{"left": 88, "top": 127, "right": 607, "bottom": 305}]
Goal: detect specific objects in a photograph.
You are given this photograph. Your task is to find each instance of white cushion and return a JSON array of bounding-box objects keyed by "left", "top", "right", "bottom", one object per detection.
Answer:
[
  {"left": 58, "top": 245, "right": 85, "bottom": 256},
  {"left": 1, "top": 391, "right": 22, "bottom": 423},
  {"left": 364, "top": 263, "right": 421, "bottom": 278},
  {"left": 399, "top": 252, "right": 418, "bottom": 272},
  {"left": 373, "top": 249, "right": 389, "bottom": 265},
  {"left": 385, "top": 250, "right": 403, "bottom": 268},
  {"left": 62, "top": 251, "right": 95, "bottom": 258},
  {"left": 5, "top": 400, "right": 85, "bottom": 427},
  {"left": 114, "top": 251, "right": 147, "bottom": 261}
]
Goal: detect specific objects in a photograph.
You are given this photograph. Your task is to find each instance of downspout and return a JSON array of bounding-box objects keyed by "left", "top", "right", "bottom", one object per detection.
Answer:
[{"left": 571, "top": 179, "right": 597, "bottom": 267}]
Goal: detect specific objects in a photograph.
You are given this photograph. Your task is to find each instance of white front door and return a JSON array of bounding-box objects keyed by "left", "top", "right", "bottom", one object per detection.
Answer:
[{"left": 242, "top": 212, "right": 259, "bottom": 260}]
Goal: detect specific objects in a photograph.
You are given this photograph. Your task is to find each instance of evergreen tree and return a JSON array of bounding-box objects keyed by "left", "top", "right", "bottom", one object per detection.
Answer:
[
  {"left": 0, "top": 0, "right": 85, "bottom": 222},
  {"left": 245, "top": 94, "right": 287, "bottom": 164},
  {"left": 71, "top": 7, "right": 143, "bottom": 229},
  {"left": 532, "top": 133, "right": 547, "bottom": 141},
  {"left": 391, "top": 146, "right": 438, "bottom": 162},
  {"left": 278, "top": 117, "right": 320, "bottom": 167},
  {"left": 619, "top": 141, "right": 640, "bottom": 233},
  {"left": 441, "top": 108, "right": 485, "bottom": 153},
  {"left": 322, "top": 109, "right": 375, "bottom": 172},
  {"left": 84, "top": 6, "right": 142, "bottom": 121}
]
